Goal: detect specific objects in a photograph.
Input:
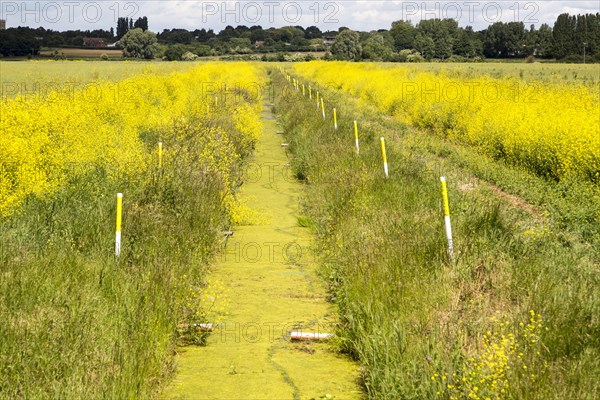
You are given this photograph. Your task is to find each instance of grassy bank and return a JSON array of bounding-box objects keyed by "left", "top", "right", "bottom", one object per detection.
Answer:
[
  {"left": 0, "top": 64, "right": 264, "bottom": 398},
  {"left": 273, "top": 69, "right": 599, "bottom": 399}
]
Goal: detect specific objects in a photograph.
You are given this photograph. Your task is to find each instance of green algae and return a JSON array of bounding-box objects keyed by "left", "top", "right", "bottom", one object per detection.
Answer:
[{"left": 162, "top": 100, "right": 361, "bottom": 400}]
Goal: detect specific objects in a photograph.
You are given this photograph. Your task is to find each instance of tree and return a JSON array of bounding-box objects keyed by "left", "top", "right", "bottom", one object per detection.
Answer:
[
  {"left": 331, "top": 29, "right": 362, "bottom": 60},
  {"left": 390, "top": 20, "right": 416, "bottom": 50},
  {"left": 362, "top": 33, "right": 393, "bottom": 60},
  {"left": 133, "top": 17, "right": 148, "bottom": 31},
  {"left": 275, "top": 26, "right": 304, "bottom": 44},
  {"left": 120, "top": 28, "right": 158, "bottom": 59},
  {"left": 414, "top": 33, "right": 435, "bottom": 59},
  {"left": 158, "top": 29, "right": 193, "bottom": 44},
  {"left": 305, "top": 26, "right": 322, "bottom": 39},
  {"left": 504, "top": 22, "right": 526, "bottom": 57},
  {"left": 483, "top": 22, "right": 505, "bottom": 57},
  {"left": 416, "top": 19, "right": 458, "bottom": 59},
  {"left": 218, "top": 26, "right": 238, "bottom": 41},
  {"left": 454, "top": 26, "right": 482, "bottom": 58},
  {"left": 116, "top": 17, "right": 129, "bottom": 39},
  {"left": 536, "top": 23, "right": 554, "bottom": 57},
  {"left": 0, "top": 28, "right": 40, "bottom": 56},
  {"left": 194, "top": 28, "right": 216, "bottom": 42},
  {"left": 553, "top": 13, "right": 577, "bottom": 59},
  {"left": 164, "top": 44, "right": 186, "bottom": 60},
  {"left": 228, "top": 37, "right": 252, "bottom": 53}
]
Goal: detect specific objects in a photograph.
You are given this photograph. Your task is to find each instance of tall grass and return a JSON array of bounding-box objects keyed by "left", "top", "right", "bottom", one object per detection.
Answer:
[
  {"left": 274, "top": 70, "right": 599, "bottom": 399},
  {"left": 0, "top": 85, "right": 261, "bottom": 398}
]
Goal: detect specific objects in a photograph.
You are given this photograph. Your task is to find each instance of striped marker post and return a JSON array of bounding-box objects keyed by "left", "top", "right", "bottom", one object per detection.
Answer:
[
  {"left": 333, "top": 108, "right": 338, "bottom": 129},
  {"left": 115, "top": 193, "right": 123, "bottom": 257},
  {"left": 354, "top": 121, "right": 360, "bottom": 154},
  {"left": 309, "top": 85, "right": 312, "bottom": 99},
  {"left": 380, "top": 137, "right": 388, "bottom": 178},
  {"left": 321, "top": 98, "right": 325, "bottom": 119},
  {"left": 158, "top": 142, "right": 163, "bottom": 169},
  {"left": 316, "top": 91, "right": 320, "bottom": 110},
  {"left": 440, "top": 177, "right": 454, "bottom": 262},
  {"left": 302, "top": 84, "right": 305, "bottom": 96}
]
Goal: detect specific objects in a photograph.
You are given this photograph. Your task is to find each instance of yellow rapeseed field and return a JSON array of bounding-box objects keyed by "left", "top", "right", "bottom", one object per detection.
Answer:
[
  {"left": 0, "top": 62, "right": 265, "bottom": 216},
  {"left": 295, "top": 61, "right": 600, "bottom": 184}
]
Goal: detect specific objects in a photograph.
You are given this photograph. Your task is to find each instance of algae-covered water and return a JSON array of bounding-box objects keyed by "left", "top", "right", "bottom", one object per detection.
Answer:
[{"left": 163, "top": 100, "right": 361, "bottom": 400}]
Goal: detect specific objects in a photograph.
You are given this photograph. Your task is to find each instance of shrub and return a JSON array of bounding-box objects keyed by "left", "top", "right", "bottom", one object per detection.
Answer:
[{"left": 181, "top": 51, "right": 198, "bottom": 61}]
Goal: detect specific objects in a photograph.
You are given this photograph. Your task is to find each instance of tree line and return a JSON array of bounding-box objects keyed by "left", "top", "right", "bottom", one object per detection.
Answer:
[{"left": 0, "top": 12, "right": 598, "bottom": 62}]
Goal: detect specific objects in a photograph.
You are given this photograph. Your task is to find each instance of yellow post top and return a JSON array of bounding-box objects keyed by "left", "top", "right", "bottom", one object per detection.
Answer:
[
  {"left": 354, "top": 121, "right": 358, "bottom": 139},
  {"left": 380, "top": 137, "right": 387, "bottom": 164},
  {"left": 440, "top": 177, "right": 451, "bottom": 216},
  {"left": 116, "top": 193, "right": 123, "bottom": 232},
  {"left": 158, "top": 142, "right": 163, "bottom": 168}
]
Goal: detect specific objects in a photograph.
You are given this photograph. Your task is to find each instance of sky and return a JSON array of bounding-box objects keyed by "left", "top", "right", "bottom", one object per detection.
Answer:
[{"left": 1, "top": 1, "right": 599, "bottom": 33}]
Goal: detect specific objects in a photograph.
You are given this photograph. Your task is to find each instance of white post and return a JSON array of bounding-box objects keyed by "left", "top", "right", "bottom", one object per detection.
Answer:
[
  {"left": 440, "top": 177, "right": 454, "bottom": 262},
  {"left": 333, "top": 108, "right": 338, "bottom": 129},
  {"left": 380, "top": 137, "right": 388, "bottom": 178},
  {"left": 354, "top": 121, "right": 359, "bottom": 155},
  {"left": 115, "top": 193, "right": 123, "bottom": 257}
]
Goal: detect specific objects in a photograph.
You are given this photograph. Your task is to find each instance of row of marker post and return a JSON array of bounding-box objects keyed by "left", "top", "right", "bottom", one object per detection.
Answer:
[
  {"left": 116, "top": 73, "right": 454, "bottom": 263},
  {"left": 284, "top": 70, "right": 454, "bottom": 262}
]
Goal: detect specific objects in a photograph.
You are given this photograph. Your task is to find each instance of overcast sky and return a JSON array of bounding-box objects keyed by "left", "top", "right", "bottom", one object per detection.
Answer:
[{"left": 1, "top": 1, "right": 599, "bottom": 32}]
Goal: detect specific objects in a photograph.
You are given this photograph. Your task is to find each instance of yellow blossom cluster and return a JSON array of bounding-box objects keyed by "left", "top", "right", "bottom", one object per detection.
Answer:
[
  {"left": 432, "top": 310, "right": 545, "bottom": 399},
  {"left": 294, "top": 62, "right": 600, "bottom": 184},
  {"left": 0, "top": 62, "right": 265, "bottom": 217}
]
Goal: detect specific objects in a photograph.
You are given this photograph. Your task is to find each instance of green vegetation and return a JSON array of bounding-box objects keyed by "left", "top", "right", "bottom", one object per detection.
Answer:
[
  {"left": 274, "top": 68, "right": 599, "bottom": 398},
  {"left": 0, "top": 68, "right": 260, "bottom": 398},
  {"left": 331, "top": 29, "right": 362, "bottom": 61},
  {"left": 120, "top": 28, "right": 159, "bottom": 59},
  {"left": 163, "top": 100, "right": 361, "bottom": 400},
  {"left": 3, "top": 11, "right": 598, "bottom": 62},
  {"left": 1, "top": 59, "right": 598, "bottom": 398},
  {"left": 0, "top": 61, "right": 198, "bottom": 99}
]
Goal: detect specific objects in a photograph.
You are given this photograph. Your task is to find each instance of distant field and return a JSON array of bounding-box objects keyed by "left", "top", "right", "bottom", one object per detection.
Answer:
[
  {"left": 0, "top": 61, "right": 198, "bottom": 98},
  {"left": 40, "top": 48, "right": 123, "bottom": 58},
  {"left": 297, "top": 61, "right": 600, "bottom": 183},
  {"left": 382, "top": 62, "right": 600, "bottom": 85}
]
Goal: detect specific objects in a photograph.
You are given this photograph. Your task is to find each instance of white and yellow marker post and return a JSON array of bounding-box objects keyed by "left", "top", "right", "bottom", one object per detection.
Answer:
[
  {"left": 158, "top": 142, "right": 163, "bottom": 169},
  {"left": 115, "top": 193, "right": 123, "bottom": 257},
  {"left": 321, "top": 98, "right": 325, "bottom": 119},
  {"left": 380, "top": 137, "right": 389, "bottom": 178},
  {"left": 309, "top": 85, "right": 312, "bottom": 99},
  {"left": 440, "top": 177, "right": 454, "bottom": 262},
  {"left": 354, "top": 121, "right": 360, "bottom": 154},
  {"left": 302, "top": 84, "right": 305, "bottom": 96},
  {"left": 316, "top": 91, "right": 320, "bottom": 110},
  {"left": 333, "top": 108, "right": 338, "bottom": 129}
]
